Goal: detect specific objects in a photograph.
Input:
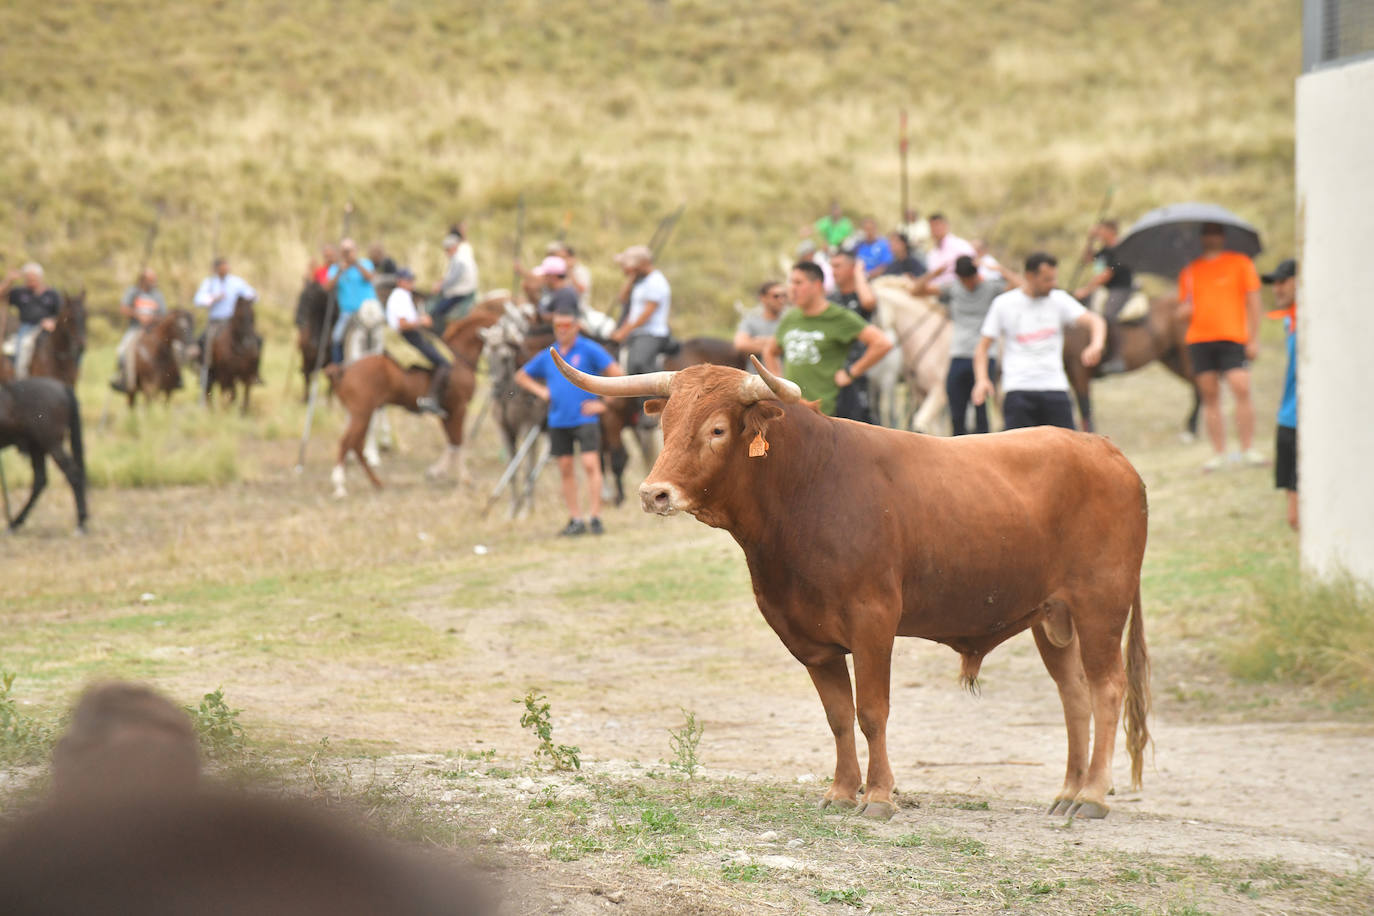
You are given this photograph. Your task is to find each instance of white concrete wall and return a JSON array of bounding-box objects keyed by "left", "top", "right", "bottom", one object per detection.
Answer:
[{"left": 1295, "top": 58, "right": 1374, "bottom": 586}]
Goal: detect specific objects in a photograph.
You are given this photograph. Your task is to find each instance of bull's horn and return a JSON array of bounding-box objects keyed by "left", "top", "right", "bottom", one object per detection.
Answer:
[
  {"left": 551, "top": 348, "right": 674, "bottom": 397},
  {"left": 748, "top": 356, "right": 802, "bottom": 402}
]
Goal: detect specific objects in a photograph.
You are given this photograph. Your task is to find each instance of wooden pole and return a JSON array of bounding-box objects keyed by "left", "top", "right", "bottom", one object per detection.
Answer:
[
  {"left": 1068, "top": 186, "right": 1115, "bottom": 293},
  {"left": 294, "top": 201, "right": 351, "bottom": 472}
]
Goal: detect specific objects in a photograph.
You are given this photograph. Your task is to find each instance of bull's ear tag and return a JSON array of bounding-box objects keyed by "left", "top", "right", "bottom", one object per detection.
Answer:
[{"left": 749, "top": 431, "right": 769, "bottom": 458}]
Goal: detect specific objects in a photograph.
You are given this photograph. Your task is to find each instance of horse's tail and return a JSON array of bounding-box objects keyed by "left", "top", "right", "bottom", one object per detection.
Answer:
[
  {"left": 66, "top": 384, "right": 86, "bottom": 491},
  {"left": 1123, "top": 582, "right": 1152, "bottom": 791}
]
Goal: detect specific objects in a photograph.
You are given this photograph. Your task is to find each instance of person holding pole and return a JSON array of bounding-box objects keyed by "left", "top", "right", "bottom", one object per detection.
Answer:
[
  {"left": 324, "top": 238, "right": 378, "bottom": 365},
  {"left": 610, "top": 245, "right": 672, "bottom": 373},
  {"left": 192, "top": 257, "right": 256, "bottom": 385},
  {"left": 515, "top": 303, "right": 625, "bottom": 537},
  {"left": 110, "top": 268, "right": 167, "bottom": 393}
]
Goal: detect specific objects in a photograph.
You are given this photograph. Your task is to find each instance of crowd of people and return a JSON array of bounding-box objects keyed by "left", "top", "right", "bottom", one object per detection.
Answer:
[{"left": 2, "top": 200, "right": 1300, "bottom": 530}]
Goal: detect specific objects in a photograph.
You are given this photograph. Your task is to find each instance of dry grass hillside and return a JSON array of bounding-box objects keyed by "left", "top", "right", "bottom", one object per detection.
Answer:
[{"left": 0, "top": 0, "right": 1298, "bottom": 337}]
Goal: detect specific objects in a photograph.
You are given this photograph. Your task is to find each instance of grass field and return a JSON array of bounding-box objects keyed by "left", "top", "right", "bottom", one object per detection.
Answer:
[
  {"left": 0, "top": 0, "right": 1299, "bottom": 342},
  {"left": 4, "top": 324, "right": 1373, "bottom": 913}
]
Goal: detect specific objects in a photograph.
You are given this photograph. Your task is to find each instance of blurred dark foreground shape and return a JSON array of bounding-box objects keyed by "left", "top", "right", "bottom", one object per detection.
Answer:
[{"left": 0, "top": 681, "right": 491, "bottom": 916}]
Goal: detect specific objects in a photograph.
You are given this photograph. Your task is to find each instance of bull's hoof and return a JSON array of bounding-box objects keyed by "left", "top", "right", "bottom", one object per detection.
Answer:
[
  {"left": 858, "top": 800, "right": 897, "bottom": 821},
  {"left": 1068, "top": 799, "right": 1110, "bottom": 819},
  {"left": 820, "top": 795, "right": 858, "bottom": 812},
  {"left": 1047, "top": 798, "right": 1074, "bottom": 817}
]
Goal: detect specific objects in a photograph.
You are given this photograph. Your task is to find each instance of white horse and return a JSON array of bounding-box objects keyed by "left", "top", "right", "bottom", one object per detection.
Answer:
[
  {"left": 341, "top": 300, "right": 392, "bottom": 466},
  {"left": 871, "top": 277, "right": 951, "bottom": 433}
]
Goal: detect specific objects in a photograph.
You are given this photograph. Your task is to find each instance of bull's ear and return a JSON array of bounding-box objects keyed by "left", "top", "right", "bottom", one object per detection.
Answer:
[
  {"left": 742, "top": 401, "right": 785, "bottom": 432},
  {"left": 643, "top": 398, "right": 666, "bottom": 416}
]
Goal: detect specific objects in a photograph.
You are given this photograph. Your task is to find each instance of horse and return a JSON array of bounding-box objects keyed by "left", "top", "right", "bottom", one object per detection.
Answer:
[
  {"left": 205, "top": 296, "right": 262, "bottom": 415},
  {"left": 1063, "top": 294, "right": 1199, "bottom": 435},
  {"left": 0, "top": 378, "right": 87, "bottom": 532},
  {"left": 327, "top": 305, "right": 503, "bottom": 498},
  {"left": 1, "top": 291, "right": 87, "bottom": 386},
  {"left": 294, "top": 280, "right": 335, "bottom": 402},
  {"left": 871, "top": 278, "right": 951, "bottom": 433},
  {"left": 128, "top": 310, "right": 195, "bottom": 407},
  {"left": 479, "top": 305, "right": 553, "bottom": 516}
]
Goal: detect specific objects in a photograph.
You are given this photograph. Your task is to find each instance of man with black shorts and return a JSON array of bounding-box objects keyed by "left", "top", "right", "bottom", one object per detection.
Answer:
[
  {"left": 1264, "top": 259, "right": 1298, "bottom": 530},
  {"left": 516, "top": 307, "right": 624, "bottom": 536},
  {"left": 972, "top": 252, "right": 1105, "bottom": 430},
  {"left": 1178, "top": 222, "right": 1264, "bottom": 471}
]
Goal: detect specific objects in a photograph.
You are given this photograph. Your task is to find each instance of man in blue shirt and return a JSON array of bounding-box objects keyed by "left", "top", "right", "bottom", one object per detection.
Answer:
[
  {"left": 325, "top": 238, "right": 379, "bottom": 364},
  {"left": 516, "top": 306, "right": 625, "bottom": 536},
  {"left": 854, "top": 217, "right": 893, "bottom": 275},
  {"left": 1264, "top": 259, "right": 1298, "bottom": 531}
]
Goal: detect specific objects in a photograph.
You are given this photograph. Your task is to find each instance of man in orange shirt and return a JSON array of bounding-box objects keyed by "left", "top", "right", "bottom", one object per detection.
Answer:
[{"left": 1178, "top": 222, "right": 1264, "bottom": 472}]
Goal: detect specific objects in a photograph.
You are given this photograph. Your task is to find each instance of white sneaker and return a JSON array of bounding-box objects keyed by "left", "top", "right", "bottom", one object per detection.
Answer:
[
  {"left": 1201, "top": 454, "right": 1227, "bottom": 473},
  {"left": 1240, "top": 448, "right": 1269, "bottom": 468}
]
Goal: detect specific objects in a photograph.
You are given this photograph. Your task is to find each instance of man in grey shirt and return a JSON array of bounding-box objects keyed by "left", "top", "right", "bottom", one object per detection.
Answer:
[
  {"left": 940, "top": 255, "right": 1018, "bottom": 434},
  {"left": 111, "top": 268, "right": 168, "bottom": 392},
  {"left": 733, "top": 280, "right": 789, "bottom": 373}
]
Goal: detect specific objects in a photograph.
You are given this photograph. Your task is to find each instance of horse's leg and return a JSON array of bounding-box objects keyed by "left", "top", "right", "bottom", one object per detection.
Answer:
[
  {"left": 362, "top": 415, "right": 381, "bottom": 468},
  {"left": 240, "top": 378, "right": 251, "bottom": 416},
  {"left": 48, "top": 446, "right": 87, "bottom": 531},
  {"left": 9, "top": 449, "right": 48, "bottom": 530},
  {"left": 911, "top": 385, "right": 947, "bottom": 434}
]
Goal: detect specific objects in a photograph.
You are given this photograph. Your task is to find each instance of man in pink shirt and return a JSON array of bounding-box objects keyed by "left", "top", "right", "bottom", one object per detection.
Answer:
[{"left": 910, "top": 213, "right": 976, "bottom": 293}]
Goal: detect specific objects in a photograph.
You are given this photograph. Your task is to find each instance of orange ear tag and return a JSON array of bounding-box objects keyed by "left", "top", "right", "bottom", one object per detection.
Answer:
[{"left": 749, "top": 431, "right": 769, "bottom": 458}]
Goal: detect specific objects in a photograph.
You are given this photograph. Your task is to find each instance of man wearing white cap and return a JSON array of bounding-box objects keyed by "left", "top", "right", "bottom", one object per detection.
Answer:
[
  {"left": 431, "top": 225, "right": 480, "bottom": 331},
  {"left": 531, "top": 255, "right": 580, "bottom": 320},
  {"left": 386, "top": 267, "right": 450, "bottom": 417},
  {"left": 611, "top": 245, "right": 671, "bottom": 374}
]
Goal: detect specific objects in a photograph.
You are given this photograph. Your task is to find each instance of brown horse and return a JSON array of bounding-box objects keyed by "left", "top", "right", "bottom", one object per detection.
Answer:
[
  {"left": 328, "top": 305, "right": 502, "bottom": 497},
  {"left": 206, "top": 297, "right": 262, "bottom": 415},
  {"left": 1, "top": 291, "right": 87, "bottom": 386},
  {"left": 128, "top": 310, "right": 195, "bottom": 407},
  {"left": 1063, "top": 295, "right": 1200, "bottom": 435},
  {"left": 0, "top": 377, "right": 87, "bottom": 532},
  {"left": 294, "top": 281, "right": 335, "bottom": 402}
]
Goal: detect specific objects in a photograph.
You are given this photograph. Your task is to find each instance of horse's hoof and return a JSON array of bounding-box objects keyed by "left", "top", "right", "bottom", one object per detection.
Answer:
[{"left": 858, "top": 800, "right": 897, "bottom": 821}]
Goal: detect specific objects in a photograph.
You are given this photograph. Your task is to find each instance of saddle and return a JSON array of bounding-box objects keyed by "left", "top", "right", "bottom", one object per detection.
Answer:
[{"left": 382, "top": 327, "right": 453, "bottom": 372}]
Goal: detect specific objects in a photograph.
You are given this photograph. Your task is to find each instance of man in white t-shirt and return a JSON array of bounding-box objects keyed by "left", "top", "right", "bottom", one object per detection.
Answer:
[
  {"left": 386, "top": 267, "right": 451, "bottom": 417},
  {"left": 972, "top": 252, "right": 1105, "bottom": 431},
  {"left": 611, "top": 244, "right": 672, "bottom": 374}
]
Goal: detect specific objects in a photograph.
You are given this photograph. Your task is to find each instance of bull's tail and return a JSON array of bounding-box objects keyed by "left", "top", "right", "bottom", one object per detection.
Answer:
[
  {"left": 66, "top": 385, "right": 86, "bottom": 490},
  {"left": 1123, "top": 582, "right": 1152, "bottom": 791}
]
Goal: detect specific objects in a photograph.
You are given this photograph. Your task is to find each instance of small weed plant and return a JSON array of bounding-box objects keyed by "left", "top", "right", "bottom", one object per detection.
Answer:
[
  {"left": 0, "top": 672, "right": 54, "bottom": 764},
  {"left": 667, "top": 707, "right": 704, "bottom": 779},
  {"left": 185, "top": 687, "right": 246, "bottom": 759},
  {"left": 517, "top": 690, "right": 580, "bottom": 771},
  {"left": 815, "top": 887, "right": 868, "bottom": 907}
]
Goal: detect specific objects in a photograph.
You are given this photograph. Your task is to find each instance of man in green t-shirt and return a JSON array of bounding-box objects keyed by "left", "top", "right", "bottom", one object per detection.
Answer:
[
  {"left": 813, "top": 201, "right": 854, "bottom": 251},
  {"left": 764, "top": 261, "right": 893, "bottom": 416}
]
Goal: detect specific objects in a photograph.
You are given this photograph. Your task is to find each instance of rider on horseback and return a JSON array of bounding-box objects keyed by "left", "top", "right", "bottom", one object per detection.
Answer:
[
  {"left": 325, "top": 238, "right": 379, "bottom": 364},
  {"left": 385, "top": 268, "right": 450, "bottom": 418},
  {"left": 2, "top": 263, "right": 60, "bottom": 379},
  {"left": 1073, "top": 220, "right": 1144, "bottom": 375},
  {"left": 111, "top": 268, "right": 167, "bottom": 393},
  {"left": 193, "top": 257, "right": 257, "bottom": 372}
]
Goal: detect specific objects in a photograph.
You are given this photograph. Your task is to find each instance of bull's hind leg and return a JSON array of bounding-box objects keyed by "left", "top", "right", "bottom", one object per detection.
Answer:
[
  {"left": 1069, "top": 611, "right": 1129, "bottom": 819},
  {"left": 1032, "top": 617, "right": 1092, "bottom": 816},
  {"left": 806, "top": 655, "right": 861, "bottom": 811}
]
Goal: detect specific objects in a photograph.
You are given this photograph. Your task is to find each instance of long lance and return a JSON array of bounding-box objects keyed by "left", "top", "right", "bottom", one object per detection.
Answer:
[
  {"left": 0, "top": 449, "right": 11, "bottom": 527},
  {"left": 620, "top": 203, "right": 686, "bottom": 324},
  {"left": 899, "top": 109, "right": 909, "bottom": 225},
  {"left": 294, "top": 200, "right": 351, "bottom": 473},
  {"left": 199, "top": 212, "right": 222, "bottom": 405},
  {"left": 480, "top": 423, "right": 541, "bottom": 518},
  {"left": 510, "top": 194, "right": 526, "bottom": 303},
  {"left": 512, "top": 434, "right": 552, "bottom": 517},
  {"left": 1067, "top": 185, "right": 1115, "bottom": 294}
]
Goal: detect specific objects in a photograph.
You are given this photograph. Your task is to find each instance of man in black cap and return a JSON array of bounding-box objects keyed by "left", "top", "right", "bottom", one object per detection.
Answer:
[
  {"left": 1264, "top": 258, "right": 1299, "bottom": 530},
  {"left": 384, "top": 267, "right": 451, "bottom": 417}
]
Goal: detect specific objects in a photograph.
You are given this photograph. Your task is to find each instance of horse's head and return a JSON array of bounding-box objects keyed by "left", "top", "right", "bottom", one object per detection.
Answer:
[{"left": 231, "top": 296, "right": 256, "bottom": 331}]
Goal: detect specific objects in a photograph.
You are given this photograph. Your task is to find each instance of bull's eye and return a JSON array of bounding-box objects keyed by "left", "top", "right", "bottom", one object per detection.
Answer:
[{"left": 711, "top": 426, "right": 726, "bottom": 437}]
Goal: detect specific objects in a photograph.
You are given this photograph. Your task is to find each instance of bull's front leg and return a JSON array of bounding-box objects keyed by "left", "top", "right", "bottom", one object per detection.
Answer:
[
  {"left": 806, "top": 655, "right": 861, "bottom": 810},
  {"left": 852, "top": 638, "right": 897, "bottom": 820}
]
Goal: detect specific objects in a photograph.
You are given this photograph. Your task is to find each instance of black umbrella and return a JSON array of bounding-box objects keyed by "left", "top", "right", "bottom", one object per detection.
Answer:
[{"left": 1115, "top": 202, "right": 1263, "bottom": 279}]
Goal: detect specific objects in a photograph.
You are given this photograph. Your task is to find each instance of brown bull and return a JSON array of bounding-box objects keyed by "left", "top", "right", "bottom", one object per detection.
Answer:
[{"left": 553, "top": 351, "right": 1150, "bottom": 820}]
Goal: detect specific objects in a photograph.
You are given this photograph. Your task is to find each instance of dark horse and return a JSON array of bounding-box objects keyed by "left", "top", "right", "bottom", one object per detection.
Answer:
[
  {"left": 1063, "top": 295, "right": 1200, "bottom": 436},
  {"left": 294, "top": 280, "right": 336, "bottom": 401},
  {"left": 1, "top": 291, "right": 87, "bottom": 386},
  {"left": 206, "top": 297, "right": 262, "bottom": 415},
  {"left": 128, "top": 310, "right": 195, "bottom": 407},
  {"left": 0, "top": 378, "right": 87, "bottom": 532}
]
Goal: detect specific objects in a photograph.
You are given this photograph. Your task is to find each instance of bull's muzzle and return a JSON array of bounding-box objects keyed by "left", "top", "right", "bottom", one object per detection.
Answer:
[{"left": 639, "top": 481, "right": 686, "bottom": 516}]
